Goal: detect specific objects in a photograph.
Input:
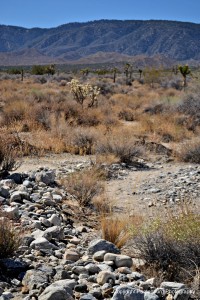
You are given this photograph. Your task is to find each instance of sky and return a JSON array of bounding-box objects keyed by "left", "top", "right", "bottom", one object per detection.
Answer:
[{"left": 1, "top": 0, "right": 200, "bottom": 28}]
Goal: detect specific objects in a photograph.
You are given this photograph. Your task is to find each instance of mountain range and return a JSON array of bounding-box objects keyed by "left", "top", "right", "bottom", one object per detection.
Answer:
[{"left": 0, "top": 19, "right": 200, "bottom": 66}]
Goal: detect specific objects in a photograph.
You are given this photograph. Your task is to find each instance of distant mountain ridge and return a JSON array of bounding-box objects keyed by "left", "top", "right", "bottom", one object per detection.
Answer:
[{"left": 0, "top": 19, "right": 200, "bottom": 66}]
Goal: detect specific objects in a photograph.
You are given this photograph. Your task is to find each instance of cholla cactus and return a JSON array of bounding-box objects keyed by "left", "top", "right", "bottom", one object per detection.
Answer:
[
  {"left": 69, "top": 79, "right": 100, "bottom": 108},
  {"left": 87, "top": 85, "right": 100, "bottom": 108}
]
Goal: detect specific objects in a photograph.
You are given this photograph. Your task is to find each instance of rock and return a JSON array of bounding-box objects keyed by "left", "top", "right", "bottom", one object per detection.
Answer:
[
  {"left": 144, "top": 292, "right": 159, "bottom": 300},
  {"left": 48, "top": 214, "right": 61, "bottom": 226},
  {"left": 88, "top": 239, "right": 120, "bottom": 255},
  {"left": 104, "top": 253, "right": 133, "bottom": 268},
  {"left": 93, "top": 251, "right": 106, "bottom": 262},
  {"left": 44, "top": 226, "right": 65, "bottom": 240},
  {"left": 3, "top": 206, "right": 19, "bottom": 219},
  {"left": 80, "top": 295, "right": 97, "bottom": 300},
  {"left": 1, "top": 179, "right": 15, "bottom": 188},
  {"left": 0, "top": 187, "right": 10, "bottom": 198},
  {"left": 96, "top": 271, "right": 115, "bottom": 285},
  {"left": 0, "top": 292, "right": 14, "bottom": 300},
  {"left": 50, "top": 279, "right": 76, "bottom": 290},
  {"left": 72, "top": 266, "right": 88, "bottom": 275},
  {"left": 74, "top": 284, "right": 88, "bottom": 293},
  {"left": 1, "top": 258, "right": 29, "bottom": 278},
  {"left": 30, "top": 237, "right": 59, "bottom": 250},
  {"left": 8, "top": 173, "right": 22, "bottom": 184},
  {"left": 35, "top": 170, "right": 55, "bottom": 185},
  {"left": 160, "top": 282, "right": 185, "bottom": 291},
  {"left": 117, "top": 267, "right": 132, "bottom": 274},
  {"left": 63, "top": 250, "right": 80, "bottom": 262},
  {"left": 22, "top": 270, "right": 48, "bottom": 291},
  {"left": 127, "top": 272, "right": 145, "bottom": 281},
  {"left": 85, "top": 263, "right": 100, "bottom": 274},
  {"left": 10, "top": 191, "right": 29, "bottom": 203},
  {"left": 38, "top": 287, "right": 73, "bottom": 300},
  {"left": 112, "top": 286, "right": 144, "bottom": 300},
  {"left": 174, "top": 289, "right": 190, "bottom": 300}
]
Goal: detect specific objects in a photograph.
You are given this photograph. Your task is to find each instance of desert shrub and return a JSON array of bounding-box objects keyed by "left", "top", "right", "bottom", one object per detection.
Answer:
[
  {"left": 177, "top": 90, "right": 200, "bottom": 116},
  {"left": 176, "top": 139, "right": 200, "bottom": 163},
  {"left": 3, "top": 99, "right": 30, "bottom": 124},
  {"left": 0, "top": 217, "right": 21, "bottom": 259},
  {"left": 96, "top": 134, "right": 142, "bottom": 164},
  {"left": 67, "top": 127, "right": 97, "bottom": 155},
  {"left": 76, "top": 109, "right": 102, "bottom": 126},
  {"left": 7, "top": 68, "right": 22, "bottom": 75},
  {"left": 133, "top": 206, "right": 200, "bottom": 281},
  {"left": 31, "top": 64, "right": 55, "bottom": 76},
  {"left": 0, "top": 140, "right": 19, "bottom": 178},
  {"left": 118, "top": 108, "right": 135, "bottom": 121},
  {"left": 63, "top": 168, "right": 104, "bottom": 207},
  {"left": 95, "top": 80, "right": 115, "bottom": 95}
]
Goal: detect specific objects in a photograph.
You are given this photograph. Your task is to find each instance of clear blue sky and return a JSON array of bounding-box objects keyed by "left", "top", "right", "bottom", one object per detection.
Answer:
[{"left": 1, "top": 0, "right": 200, "bottom": 28}]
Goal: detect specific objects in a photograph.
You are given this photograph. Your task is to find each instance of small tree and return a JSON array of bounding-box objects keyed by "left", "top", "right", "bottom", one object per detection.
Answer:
[{"left": 178, "top": 65, "right": 191, "bottom": 88}]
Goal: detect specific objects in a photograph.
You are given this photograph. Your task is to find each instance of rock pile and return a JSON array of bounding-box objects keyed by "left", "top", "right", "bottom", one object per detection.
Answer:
[{"left": 0, "top": 168, "right": 193, "bottom": 299}]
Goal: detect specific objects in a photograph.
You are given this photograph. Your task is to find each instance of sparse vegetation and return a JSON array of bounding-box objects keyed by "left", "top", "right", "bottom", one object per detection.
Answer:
[
  {"left": 132, "top": 204, "right": 200, "bottom": 282},
  {"left": 0, "top": 216, "right": 21, "bottom": 259},
  {"left": 62, "top": 168, "right": 105, "bottom": 207}
]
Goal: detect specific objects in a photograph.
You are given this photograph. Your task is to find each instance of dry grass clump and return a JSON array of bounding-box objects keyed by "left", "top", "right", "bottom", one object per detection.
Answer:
[
  {"left": 0, "top": 216, "right": 21, "bottom": 259},
  {"left": 101, "top": 216, "right": 131, "bottom": 249},
  {"left": 133, "top": 203, "right": 200, "bottom": 282},
  {"left": 62, "top": 168, "right": 105, "bottom": 207}
]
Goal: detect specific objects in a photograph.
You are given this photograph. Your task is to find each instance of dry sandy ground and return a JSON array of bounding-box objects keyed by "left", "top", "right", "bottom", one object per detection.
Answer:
[{"left": 14, "top": 153, "right": 199, "bottom": 217}]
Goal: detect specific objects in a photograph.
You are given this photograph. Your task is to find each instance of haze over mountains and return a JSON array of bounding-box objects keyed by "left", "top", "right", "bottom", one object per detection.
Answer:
[{"left": 0, "top": 19, "right": 200, "bottom": 66}]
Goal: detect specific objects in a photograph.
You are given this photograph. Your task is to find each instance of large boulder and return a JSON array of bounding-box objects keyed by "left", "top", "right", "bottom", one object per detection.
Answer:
[
  {"left": 22, "top": 270, "right": 48, "bottom": 291},
  {"left": 30, "top": 237, "right": 59, "bottom": 250},
  {"left": 35, "top": 170, "right": 55, "bottom": 185},
  {"left": 38, "top": 279, "right": 76, "bottom": 300},
  {"left": 88, "top": 239, "right": 120, "bottom": 255},
  {"left": 38, "top": 287, "right": 73, "bottom": 300}
]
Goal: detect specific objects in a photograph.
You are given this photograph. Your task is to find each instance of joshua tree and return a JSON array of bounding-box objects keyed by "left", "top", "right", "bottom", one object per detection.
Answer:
[
  {"left": 21, "top": 69, "right": 24, "bottom": 81},
  {"left": 112, "top": 67, "right": 118, "bottom": 83},
  {"left": 138, "top": 69, "right": 143, "bottom": 79},
  {"left": 124, "top": 63, "right": 133, "bottom": 85},
  {"left": 178, "top": 65, "right": 191, "bottom": 88}
]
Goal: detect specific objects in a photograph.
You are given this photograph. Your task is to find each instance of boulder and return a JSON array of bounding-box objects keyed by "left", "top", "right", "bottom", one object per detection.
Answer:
[
  {"left": 35, "top": 170, "right": 55, "bottom": 185},
  {"left": 88, "top": 239, "right": 120, "bottom": 255},
  {"left": 30, "top": 237, "right": 59, "bottom": 250},
  {"left": 112, "top": 286, "right": 144, "bottom": 300},
  {"left": 97, "top": 271, "right": 115, "bottom": 285},
  {"left": 63, "top": 250, "right": 80, "bottom": 262}
]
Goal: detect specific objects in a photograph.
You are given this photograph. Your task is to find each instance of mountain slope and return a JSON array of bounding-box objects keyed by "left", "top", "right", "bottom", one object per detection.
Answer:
[{"left": 0, "top": 20, "right": 200, "bottom": 65}]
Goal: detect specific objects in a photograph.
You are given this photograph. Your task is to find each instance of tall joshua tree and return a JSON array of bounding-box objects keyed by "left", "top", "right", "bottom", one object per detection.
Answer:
[{"left": 178, "top": 65, "right": 191, "bottom": 88}]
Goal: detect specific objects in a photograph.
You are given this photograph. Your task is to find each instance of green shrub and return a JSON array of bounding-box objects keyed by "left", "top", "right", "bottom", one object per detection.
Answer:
[{"left": 132, "top": 206, "right": 200, "bottom": 282}]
